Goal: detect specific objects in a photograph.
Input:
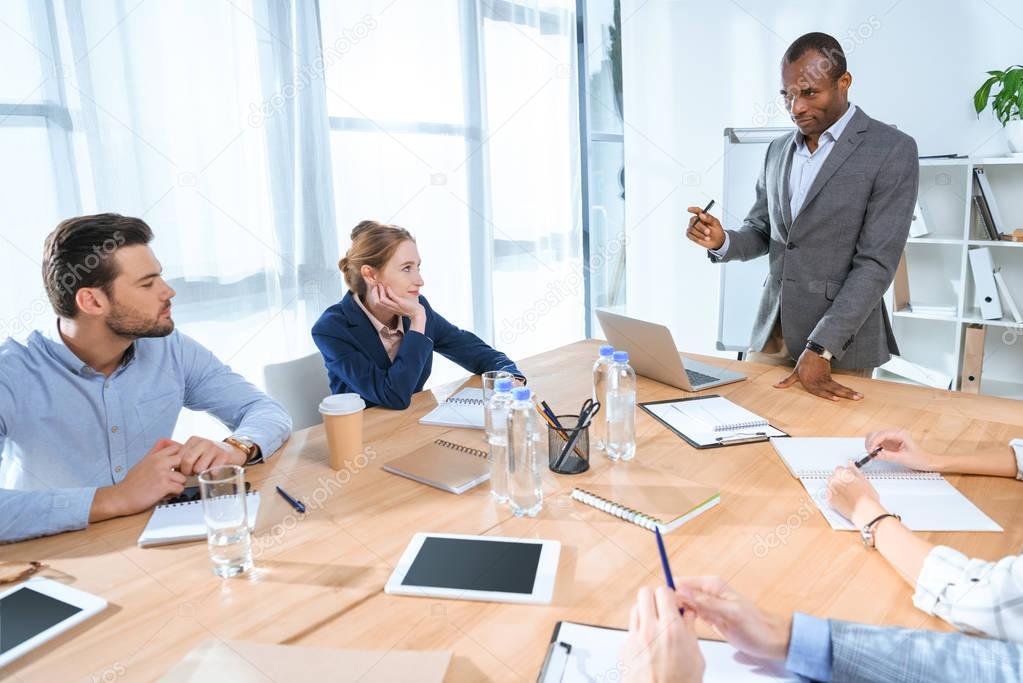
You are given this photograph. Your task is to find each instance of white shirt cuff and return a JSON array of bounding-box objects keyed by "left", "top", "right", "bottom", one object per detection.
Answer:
[
  {"left": 913, "top": 545, "right": 970, "bottom": 615},
  {"left": 1011, "top": 438, "right": 1023, "bottom": 481},
  {"left": 709, "top": 232, "right": 730, "bottom": 258}
]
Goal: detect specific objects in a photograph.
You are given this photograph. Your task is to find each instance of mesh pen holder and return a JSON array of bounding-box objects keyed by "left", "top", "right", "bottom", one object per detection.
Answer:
[{"left": 548, "top": 414, "right": 591, "bottom": 475}]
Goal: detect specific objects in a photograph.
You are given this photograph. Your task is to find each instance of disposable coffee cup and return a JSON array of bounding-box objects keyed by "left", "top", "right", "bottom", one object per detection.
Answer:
[{"left": 318, "top": 394, "right": 366, "bottom": 470}]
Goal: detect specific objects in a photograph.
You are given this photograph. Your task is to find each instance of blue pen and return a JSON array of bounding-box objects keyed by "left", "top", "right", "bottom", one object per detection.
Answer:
[
  {"left": 275, "top": 485, "right": 306, "bottom": 514},
  {"left": 654, "top": 527, "right": 684, "bottom": 615}
]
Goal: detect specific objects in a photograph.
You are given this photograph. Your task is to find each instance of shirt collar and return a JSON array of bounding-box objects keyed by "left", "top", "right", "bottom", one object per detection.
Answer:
[
  {"left": 794, "top": 103, "right": 858, "bottom": 153},
  {"left": 353, "top": 294, "right": 403, "bottom": 337},
  {"left": 41, "top": 318, "right": 137, "bottom": 376}
]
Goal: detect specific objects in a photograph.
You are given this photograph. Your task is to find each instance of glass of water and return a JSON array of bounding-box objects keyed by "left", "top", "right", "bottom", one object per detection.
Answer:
[
  {"left": 482, "top": 370, "right": 514, "bottom": 403},
  {"left": 198, "top": 465, "right": 253, "bottom": 577}
]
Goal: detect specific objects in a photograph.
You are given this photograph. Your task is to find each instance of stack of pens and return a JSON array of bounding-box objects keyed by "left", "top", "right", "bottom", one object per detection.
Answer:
[{"left": 536, "top": 399, "right": 600, "bottom": 475}]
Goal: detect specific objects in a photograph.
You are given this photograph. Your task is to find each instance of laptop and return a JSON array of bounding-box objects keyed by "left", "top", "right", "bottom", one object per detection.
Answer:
[{"left": 595, "top": 310, "right": 746, "bottom": 392}]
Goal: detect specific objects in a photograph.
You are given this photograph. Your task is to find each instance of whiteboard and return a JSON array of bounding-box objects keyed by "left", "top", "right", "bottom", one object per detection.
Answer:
[{"left": 716, "top": 127, "right": 793, "bottom": 351}]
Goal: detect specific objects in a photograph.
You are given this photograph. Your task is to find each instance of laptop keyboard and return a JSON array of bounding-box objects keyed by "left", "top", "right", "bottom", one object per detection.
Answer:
[{"left": 686, "top": 369, "right": 719, "bottom": 386}]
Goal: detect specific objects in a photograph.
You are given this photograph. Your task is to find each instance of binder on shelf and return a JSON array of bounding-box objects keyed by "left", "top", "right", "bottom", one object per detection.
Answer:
[
  {"left": 994, "top": 269, "right": 1023, "bottom": 324},
  {"left": 974, "top": 168, "right": 1006, "bottom": 235},
  {"left": 893, "top": 251, "right": 911, "bottom": 311},
  {"left": 972, "top": 196, "right": 1000, "bottom": 241},
  {"left": 909, "top": 202, "right": 930, "bottom": 237},
  {"left": 961, "top": 324, "right": 986, "bottom": 394},
  {"left": 969, "top": 247, "right": 1003, "bottom": 320}
]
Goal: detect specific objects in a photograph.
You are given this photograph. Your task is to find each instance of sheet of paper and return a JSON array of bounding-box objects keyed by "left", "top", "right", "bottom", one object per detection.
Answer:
[
  {"left": 548, "top": 622, "right": 797, "bottom": 682},
  {"left": 646, "top": 397, "right": 784, "bottom": 447},
  {"left": 799, "top": 477, "right": 1002, "bottom": 532},
  {"left": 770, "top": 437, "right": 919, "bottom": 477}
]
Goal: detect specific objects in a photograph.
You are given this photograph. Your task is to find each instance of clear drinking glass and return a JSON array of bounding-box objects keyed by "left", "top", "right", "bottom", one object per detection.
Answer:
[
  {"left": 198, "top": 465, "right": 253, "bottom": 578},
  {"left": 482, "top": 370, "right": 514, "bottom": 403}
]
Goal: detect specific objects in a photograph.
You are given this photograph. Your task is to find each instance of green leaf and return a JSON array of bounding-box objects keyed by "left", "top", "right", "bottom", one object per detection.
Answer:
[{"left": 974, "top": 76, "right": 998, "bottom": 114}]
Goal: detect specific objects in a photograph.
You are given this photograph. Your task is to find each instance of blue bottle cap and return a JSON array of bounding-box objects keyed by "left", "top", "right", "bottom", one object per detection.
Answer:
[
  {"left": 512, "top": 387, "right": 532, "bottom": 401},
  {"left": 599, "top": 345, "right": 615, "bottom": 357},
  {"left": 495, "top": 378, "right": 513, "bottom": 392},
  {"left": 612, "top": 351, "right": 629, "bottom": 363}
]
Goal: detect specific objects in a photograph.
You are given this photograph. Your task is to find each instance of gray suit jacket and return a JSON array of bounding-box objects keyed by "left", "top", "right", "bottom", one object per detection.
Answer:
[
  {"left": 831, "top": 620, "right": 1023, "bottom": 682},
  {"left": 712, "top": 108, "right": 919, "bottom": 369}
]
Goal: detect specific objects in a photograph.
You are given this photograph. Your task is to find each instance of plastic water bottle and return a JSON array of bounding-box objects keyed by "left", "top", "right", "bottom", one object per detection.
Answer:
[
  {"left": 506, "top": 387, "right": 544, "bottom": 517},
  {"left": 485, "top": 377, "right": 515, "bottom": 503},
  {"left": 605, "top": 351, "right": 636, "bottom": 461},
  {"left": 591, "top": 345, "right": 615, "bottom": 451}
]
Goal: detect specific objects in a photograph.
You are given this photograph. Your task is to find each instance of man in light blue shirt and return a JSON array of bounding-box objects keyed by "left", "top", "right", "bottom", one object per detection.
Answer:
[{"left": 0, "top": 213, "right": 291, "bottom": 543}]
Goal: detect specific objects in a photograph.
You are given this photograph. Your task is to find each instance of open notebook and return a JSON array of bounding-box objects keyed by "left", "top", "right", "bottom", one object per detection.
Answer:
[
  {"left": 138, "top": 493, "right": 261, "bottom": 547},
  {"left": 539, "top": 622, "right": 798, "bottom": 682},
  {"left": 771, "top": 438, "right": 1002, "bottom": 532},
  {"left": 640, "top": 395, "right": 786, "bottom": 448},
  {"left": 383, "top": 438, "right": 490, "bottom": 494},
  {"left": 419, "top": 388, "right": 486, "bottom": 430},
  {"left": 570, "top": 463, "right": 720, "bottom": 533}
]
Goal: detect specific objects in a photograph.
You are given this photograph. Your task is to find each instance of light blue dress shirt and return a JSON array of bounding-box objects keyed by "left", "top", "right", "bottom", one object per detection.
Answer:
[
  {"left": 711, "top": 104, "right": 860, "bottom": 258},
  {"left": 0, "top": 324, "right": 291, "bottom": 543},
  {"left": 786, "top": 612, "right": 834, "bottom": 682}
]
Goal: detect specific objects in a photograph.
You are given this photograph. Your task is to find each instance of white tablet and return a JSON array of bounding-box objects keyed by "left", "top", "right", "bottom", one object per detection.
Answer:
[
  {"left": 384, "top": 532, "right": 561, "bottom": 604},
  {"left": 0, "top": 577, "right": 107, "bottom": 668}
]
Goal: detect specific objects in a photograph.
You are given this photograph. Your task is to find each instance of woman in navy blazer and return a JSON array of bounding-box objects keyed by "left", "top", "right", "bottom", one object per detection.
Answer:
[{"left": 312, "top": 220, "right": 524, "bottom": 409}]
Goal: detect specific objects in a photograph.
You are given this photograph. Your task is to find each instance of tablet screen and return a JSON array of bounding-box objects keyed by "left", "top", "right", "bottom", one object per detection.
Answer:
[
  {"left": 0, "top": 587, "right": 82, "bottom": 654},
  {"left": 401, "top": 537, "right": 542, "bottom": 594}
]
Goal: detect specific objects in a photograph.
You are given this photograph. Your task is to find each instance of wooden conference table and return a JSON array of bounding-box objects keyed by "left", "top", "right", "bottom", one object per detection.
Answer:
[{"left": 4, "top": 340, "right": 1023, "bottom": 682}]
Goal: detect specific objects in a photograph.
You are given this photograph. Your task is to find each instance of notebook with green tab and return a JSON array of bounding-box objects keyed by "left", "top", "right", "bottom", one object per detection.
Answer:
[{"left": 570, "top": 464, "right": 720, "bottom": 533}]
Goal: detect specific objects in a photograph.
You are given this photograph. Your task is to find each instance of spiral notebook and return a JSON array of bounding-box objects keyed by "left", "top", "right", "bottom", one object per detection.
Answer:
[
  {"left": 771, "top": 438, "right": 1002, "bottom": 532},
  {"left": 570, "top": 465, "right": 720, "bottom": 533},
  {"left": 383, "top": 438, "right": 490, "bottom": 494},
  {"left": 418, "top": 388, "right": 486, "bottom": 430},
  {"left": 640, "top": 395, "right": 786, "bottom": 449},
  {"left": 137, "top": 493, "right": 261, "bottom": 547}
]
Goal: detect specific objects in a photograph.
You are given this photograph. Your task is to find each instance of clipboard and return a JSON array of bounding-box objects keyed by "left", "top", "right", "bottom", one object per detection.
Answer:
[
  {"left": 537, "top": 621, "right": 798, "bottom": 682},
  {"left": 639, "top": 394, "right": 788, "bottom": 450}
]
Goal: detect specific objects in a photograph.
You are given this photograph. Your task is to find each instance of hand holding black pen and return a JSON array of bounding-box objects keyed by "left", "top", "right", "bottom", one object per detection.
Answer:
[{"left": 685, "top": 200, "right": 725, "bottom": 251}]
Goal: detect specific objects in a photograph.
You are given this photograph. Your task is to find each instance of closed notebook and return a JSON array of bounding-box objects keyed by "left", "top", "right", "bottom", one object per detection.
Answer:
[
  {"left": 382, "top": 438, "right": 490, "bottom": 494},
  {"left": 571, "top": 464, "right": 720, "bottom": 533},
  {"left": 159, "top": 639, "right": 451, "bottom": 683},
  {"left": 137, "top": 493, "right": 260, "bottom": 547},
  {"left": 770, "top": 437, "right": 1001, "bottom": 532},
  {"left": 418, "top": 388, "right": 486, "bottom": 430}
]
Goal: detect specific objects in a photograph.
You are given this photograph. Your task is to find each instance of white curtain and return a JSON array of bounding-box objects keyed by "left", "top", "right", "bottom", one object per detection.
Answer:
[{"left": 0, "top": 0, "right": 583, "bottom": 430}]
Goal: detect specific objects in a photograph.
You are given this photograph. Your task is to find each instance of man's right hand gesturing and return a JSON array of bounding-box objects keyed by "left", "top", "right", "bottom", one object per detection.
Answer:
[
  {"left": 90, "top": 438, "right": 185, "bottom": 522},
  {"left": 685, "top": 206, "right": 726, "bottom": 251}
]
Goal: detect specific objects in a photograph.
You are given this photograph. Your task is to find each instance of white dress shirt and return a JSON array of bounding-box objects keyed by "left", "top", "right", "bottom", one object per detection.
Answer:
[{"left": 912, "top": 438, "right": 1023, "bottom": 642}]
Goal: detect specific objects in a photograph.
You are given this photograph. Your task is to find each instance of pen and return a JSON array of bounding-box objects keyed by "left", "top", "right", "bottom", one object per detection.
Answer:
[
  {"left": 275, "top": 485, "right": 306, "bottom": 514},
  {"left": 654, "top": 528, "right": 684, "bottom": 615},
  {"left": 854, "top": 446, "right": 883, "bottom": 469},
  {"left": 692, "top": 199, "right": 716, "bottom": 226}
]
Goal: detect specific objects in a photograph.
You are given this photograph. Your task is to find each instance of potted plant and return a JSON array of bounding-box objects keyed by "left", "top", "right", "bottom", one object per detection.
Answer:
[{"left": 974, "top": 65, "right": 1023, "bottom": 154}]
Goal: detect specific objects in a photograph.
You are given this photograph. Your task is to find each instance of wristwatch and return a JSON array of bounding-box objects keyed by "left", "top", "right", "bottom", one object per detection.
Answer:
[
  {"left": 860, "top": 512, "right": 901, "bottom": 549},
  {"left": 224, "top": 436, "right": 262, "bottom": 465},
  {"left": 805, "top": 340, "right": 833, "bottom": 361}
]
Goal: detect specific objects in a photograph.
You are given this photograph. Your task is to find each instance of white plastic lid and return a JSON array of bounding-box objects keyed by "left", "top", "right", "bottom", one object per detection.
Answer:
[{"left": 318, "top": 393, "right": 366, "bottom": 415}]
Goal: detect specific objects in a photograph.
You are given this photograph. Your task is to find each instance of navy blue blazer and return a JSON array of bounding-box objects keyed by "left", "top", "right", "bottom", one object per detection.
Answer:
[{"left": 312, "top": 291, "right": 523, "bottom": 410}]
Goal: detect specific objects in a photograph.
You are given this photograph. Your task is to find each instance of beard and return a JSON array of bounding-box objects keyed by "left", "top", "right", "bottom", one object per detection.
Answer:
[{"left": 105, "top": 300, "right": 174, "bottom": 339}]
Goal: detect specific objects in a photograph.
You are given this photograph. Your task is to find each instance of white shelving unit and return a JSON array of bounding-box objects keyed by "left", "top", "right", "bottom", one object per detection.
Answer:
[{"left": 880, "top": 157, "right": 1023, "bottom": 400}]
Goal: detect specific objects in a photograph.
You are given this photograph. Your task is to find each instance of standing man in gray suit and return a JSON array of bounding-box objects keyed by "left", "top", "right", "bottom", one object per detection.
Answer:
[{"left": 686, "top": 32, "right": 919, "bottom": 401}]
